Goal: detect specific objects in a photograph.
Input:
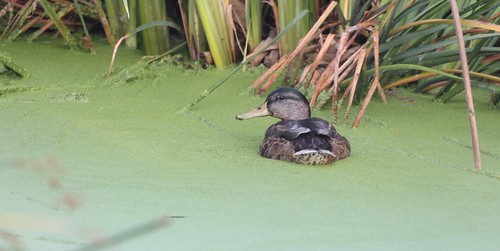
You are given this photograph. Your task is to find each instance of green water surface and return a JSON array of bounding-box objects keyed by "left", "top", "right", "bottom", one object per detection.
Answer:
[{"left": 1, "top": 38, "right": 499, "bottom": 251}]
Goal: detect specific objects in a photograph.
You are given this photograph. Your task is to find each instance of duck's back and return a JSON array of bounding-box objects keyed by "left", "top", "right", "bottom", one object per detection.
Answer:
[{"left": 259, "top": 118, "right": 351, "bottom": 165}]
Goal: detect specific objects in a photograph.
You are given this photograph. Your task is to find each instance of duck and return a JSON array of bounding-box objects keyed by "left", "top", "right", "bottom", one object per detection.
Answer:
[{"left": 236, "top": 86, "right": 350, "bottom": 165}]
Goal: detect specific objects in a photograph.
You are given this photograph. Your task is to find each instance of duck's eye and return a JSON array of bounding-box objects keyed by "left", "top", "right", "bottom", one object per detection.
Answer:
[{"left": 277, "top": 95, "right": 285, "bottom": 100}]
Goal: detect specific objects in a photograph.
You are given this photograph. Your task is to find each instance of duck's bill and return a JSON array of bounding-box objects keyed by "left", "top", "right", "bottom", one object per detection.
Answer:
[{"left": 235, "top": 102, "right": 270, "bottom": 120}]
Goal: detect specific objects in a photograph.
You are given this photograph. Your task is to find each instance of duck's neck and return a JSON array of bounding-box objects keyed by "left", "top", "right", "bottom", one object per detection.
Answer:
[{"left": 275, "top": 103, "right": 311, "bottom": 121}]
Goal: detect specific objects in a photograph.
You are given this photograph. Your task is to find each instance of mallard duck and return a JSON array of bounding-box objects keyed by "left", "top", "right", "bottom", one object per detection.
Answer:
[{"left": 236, "top": 87, "right": 350, "bottom": 165}]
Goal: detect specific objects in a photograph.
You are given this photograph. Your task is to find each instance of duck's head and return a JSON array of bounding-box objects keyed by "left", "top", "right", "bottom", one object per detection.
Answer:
[{"left": 236, "top": 87, "right": 311, "bottom": 121}]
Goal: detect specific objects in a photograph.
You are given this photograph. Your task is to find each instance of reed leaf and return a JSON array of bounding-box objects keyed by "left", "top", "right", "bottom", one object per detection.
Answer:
[
  {"left": 195, "top": 0, "right": 233, "bottom": 68},
  {"left": 138, "top": 0, "right": 170, "bottom": 55},
  {"left": 278, "top": 0, "right": 310, "bottom": 54},
  {"left": 246, "top": 0, "right": 262, "bottom": 51},
  {"left": 126, "top": 0, "right": 138, "bottom": 49},
  {"left": 390, "top": 18, "right": 500, "bottom": 36},
  {"left": 391, "top": 33, "right": 500, "bottom": 63}
]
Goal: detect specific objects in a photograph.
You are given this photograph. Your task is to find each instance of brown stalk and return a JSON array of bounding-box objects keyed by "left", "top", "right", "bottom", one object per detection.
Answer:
[
  {"left": 299, "top": 33, "right": 335, "bottom": 88},
  {"left": 177, "top": 0, "right": 195, "bottom": 60},
  {"left": 482, "top": 54, "right": 500, "bottom": 64},
  {"left": 0, "top": 2, "right": 11, "bottom": 18},
  {"left": 368, "top": 27, "right": 387, "bottom": 103},
  {"left": 38, "top": 0, "right": 78, "bottom": 50},
  {"left": 343, "top": 48, "right": 367, "bottom": 124},
  {"left": 313, "top": 53, "right": 360, "bottom": 110},
  {"left": 3, "top": 0, "right": 34, "bottom": 39},
  {"left": 251, "top": 55, "right": 288, "bottom": 89},
  {"left": 336, "top": 55, "right": 359, "bottom": 84},
  {"left": 107, "top": 33, "right": 130, "bottom": 77},
  {"left": 449, "top": 0, "right": 481, "bottom": 170},
  {"left": 309, "top": 69, "right": 321, "bottom": 88},
  {"left": 259, "top": 72, "right": 280, "bottom": 94},
  {"left": 228, "top": 2, "right": 249, "bottom": 60},
  {"left": 249, "top": 30, "right": 277, "bottom": 66},
  {"left": 30, "top": 5, "right": 75, "bottom": 41},
  {"left": 93, "top": 0, "right": 115, "bottom": 45},
  {"left": 332, "top": 21, "right": 377, "bottom": 119},
  {"left": 310, "top": 57, "right": 335, "bottom": 105},
  {"left": 384, "top": 72, "right": 437, "bottom": 89},
  {"left": 14, "top": 11, "right": 44, "bottom": 38},
  {"left": 251, "top": 0, "right": 337, "bottom": 92},
  {"left": 352, "top": 70, "right": 379, "bottom": 128},
  {"left": 312, "top": 45, "right": 363, "bottom": 104},
  {"left": 422, "top": 82, "right": 447, "bottom": 92},
  {"left": 286, "top": 1, "right": 337, "bottom": 66},
  {"left": 338, "top": 47, "right": 363, "bottom": 77},
  {"left": 265, "top": 0, "right": 280, "bottom": 55},
  {"left": 297, "top": 64, "right": 312, "bottom": 87},
  {"left": 351, "top": 26, "right": 385, "bottom": 128},
  {"left": 224, "top": 3, "right": 237, "bottom": 62}
]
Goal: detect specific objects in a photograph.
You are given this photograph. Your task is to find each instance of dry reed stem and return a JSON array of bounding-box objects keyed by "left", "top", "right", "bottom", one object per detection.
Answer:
[
  {"left": 30, "top": 5, "right": 75, "bottom": 41},
  {"left": 0, "top": 3, "right": 11, "bottom": 19},
  {"left": 336, "top": 56, "right": 357, "bottom": 84},
  {"left": 343, "top": 48, "right": 367, "bottom": 124},
  {"left": 368, "top": 27, "right": 387, "bottom": 103},
  {"left": 265, "top": 0, "right": 280, "bottom": 54},
  {"left": 300, "top": 33, "right": 335, "bottom": 87},
  {"left": 177, "top": 0, "right": 195, "bottom": 59},
  {"left": 18, "top": 11, "right": 44, "bottom": 35},
  {"left": 225, "top": 3, "right": 237, "bottom": 61},
  {"left": 332, "top": 21, "right": 377, "bottom": 118},
  {"left": 249, "top": 30, "right": 277, "bottom": 66},
  {"left": 297, "top": 64, "right": 312, "bottom": 87},
  {"left": 449, "top": 0, "right": 481, "bottom": 170},
  {"left": 228, "top": 3, "right": 248, "bottom": 58},
  {"left": 352, "top": 72, "right": 379, "bottom": 128},
  {"left": 309, "top": 69, "right": 321, "bottom": 88},
  {"left": 384, "top": 69, "right": 500, "bottom": 90},
  {"left": 310, "top": 56, "right": 335, "bottom": 105},
  {"left": 385, "top": 72, "right": 438, "bottom": 89},
  {"left": 93, "top": 0, "right": 115, "bottom": 45},
  {"left": 350, "top": 24, "right": 385, "bottom": 128},
  {"left": 38, "top": 0, "right": 78, "bottom": 49},
  {"left": 311, "top": 45, "right": 363, "bottom": 107},
  {"left": 251, "top": 0, "right": 337, "bottom": 92},
  {"left": 259, "top": 72, "right": 280, "bottom": 94},
  {"left": 2, "top": 0, "right": 34, "bottom": 39},
  {"left": 286, "top": 1, "right": 337, "bottom": 64},
  {"left": 107, "top": 34, "right": 129, "bottom": 77},
  {"left": 251, "top": 55, "right": 287, "bottom": 88}
]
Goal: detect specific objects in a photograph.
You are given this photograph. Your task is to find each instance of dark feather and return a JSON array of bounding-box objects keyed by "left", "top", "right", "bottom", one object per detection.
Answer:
[{"left": 260, "top": 118, "right": 350, "bottom": 164}]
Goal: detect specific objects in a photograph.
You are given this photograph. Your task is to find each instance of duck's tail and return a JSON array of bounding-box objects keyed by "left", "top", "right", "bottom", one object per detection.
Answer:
[{"left": 293, "top": 149, "right": 336, "bottom": 165}]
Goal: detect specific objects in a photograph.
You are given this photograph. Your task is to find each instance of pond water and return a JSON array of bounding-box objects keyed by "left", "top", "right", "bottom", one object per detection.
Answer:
[{"left": 1, "top": 38, "right": 499, "bottom": 251}]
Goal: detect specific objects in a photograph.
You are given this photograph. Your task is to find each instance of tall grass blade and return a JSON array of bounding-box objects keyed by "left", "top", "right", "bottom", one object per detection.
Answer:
[
  {"left": 195, "top": 0, "right": 233, "bottom": 67},
  {"left": 126, "top": 0, "right": 137, "bottom": 49},
  {"left": 246, "top": 0, "right": 262, "bottom": 51},
  {"left": 138, "top": 0, "right": 170, "bottom": 55}
]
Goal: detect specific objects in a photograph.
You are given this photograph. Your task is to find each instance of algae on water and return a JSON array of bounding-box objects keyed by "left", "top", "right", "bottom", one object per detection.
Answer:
[{"left": 0, "top": 52, "right": 31, "bottom": 78}]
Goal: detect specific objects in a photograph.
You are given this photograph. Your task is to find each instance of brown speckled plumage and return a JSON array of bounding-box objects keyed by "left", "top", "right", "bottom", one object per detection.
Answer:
[{"left": 236, "top": 87, "right": 350, "bottom": 165}]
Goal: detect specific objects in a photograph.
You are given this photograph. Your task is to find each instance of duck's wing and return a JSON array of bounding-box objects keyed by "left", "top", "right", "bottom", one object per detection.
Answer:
[
  {"left": 270, "top": 118, "right": 351, "bottom": 159},
  {"left": 305, "top": 118, "right": 351, "bottom": 160},
  {"left": 265, "top": 118, "right": 338, "bottom": 140},
  {"left": 264, "top": 121, "right": 311, "bottom": 139},
  {"left": 260, "top": 118, "right": 350, "bottom": 163}
]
